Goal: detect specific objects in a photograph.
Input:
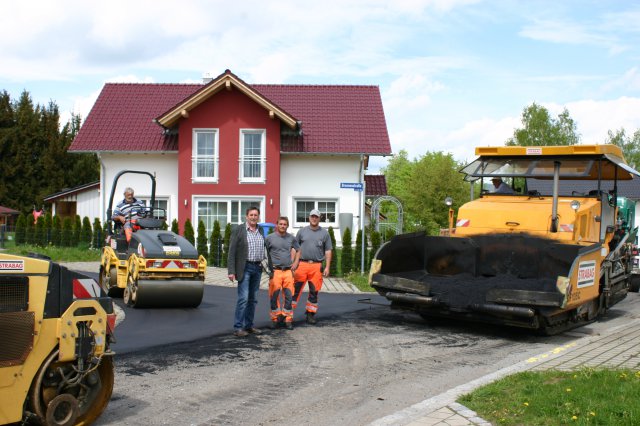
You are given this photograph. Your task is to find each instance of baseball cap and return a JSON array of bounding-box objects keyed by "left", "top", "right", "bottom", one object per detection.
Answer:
[{"left": 309, "top": 209, "right": 321, "bottom": 217}]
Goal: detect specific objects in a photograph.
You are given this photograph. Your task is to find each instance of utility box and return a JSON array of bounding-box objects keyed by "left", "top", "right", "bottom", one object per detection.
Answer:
[{"left": 339, "top": 213, "right": 353, "bottom": 235}]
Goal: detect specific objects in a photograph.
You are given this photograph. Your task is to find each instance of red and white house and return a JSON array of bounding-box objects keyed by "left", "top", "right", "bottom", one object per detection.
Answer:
[{"left": 69, "top": 70, "right": 392, "bottom": 243}]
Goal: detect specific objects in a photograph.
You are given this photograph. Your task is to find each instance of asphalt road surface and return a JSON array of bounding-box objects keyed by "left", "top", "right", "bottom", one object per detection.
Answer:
[{"left": 80, "top": 267, "right": 640, "bottom": 426}]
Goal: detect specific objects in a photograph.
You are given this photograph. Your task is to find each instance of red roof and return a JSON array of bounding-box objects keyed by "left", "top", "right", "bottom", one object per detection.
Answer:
[
  {"left": 0, "top": 206, "right": 20, "bottom": 215},
  {"left": 365, "top": 175, "right": 387, "bottom": 196},
  {"left": 70, "top": 78, "right": 391, "bottom": 155}
]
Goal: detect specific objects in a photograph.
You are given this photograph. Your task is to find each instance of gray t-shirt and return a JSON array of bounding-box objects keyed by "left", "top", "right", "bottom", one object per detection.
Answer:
[
  {"left": 296, "top": 226, "right": 333, "bottom": 261},
  {"left": 265, "top": 232, "right": 299, "bottom": 267}
]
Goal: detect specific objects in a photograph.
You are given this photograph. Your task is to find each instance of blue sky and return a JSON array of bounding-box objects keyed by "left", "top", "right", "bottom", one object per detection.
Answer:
[{"left": 2, "top": 0, "right": 639, "bottom": 172}]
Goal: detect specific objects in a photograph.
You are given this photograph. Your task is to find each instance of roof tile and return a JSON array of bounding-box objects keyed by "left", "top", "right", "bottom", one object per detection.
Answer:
[{"left": 70, "top": 79, "right": 391, "bottom": 155}]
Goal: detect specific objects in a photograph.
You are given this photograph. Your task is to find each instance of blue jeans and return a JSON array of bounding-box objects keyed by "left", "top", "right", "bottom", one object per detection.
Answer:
[{"left": 234, "top": 262, "right": 262, "bottom": 330}]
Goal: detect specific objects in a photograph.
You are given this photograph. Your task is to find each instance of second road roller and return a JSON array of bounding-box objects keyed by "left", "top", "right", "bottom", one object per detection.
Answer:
[{"left": 100, "top": 170, "right": 206, "bottom": 308}]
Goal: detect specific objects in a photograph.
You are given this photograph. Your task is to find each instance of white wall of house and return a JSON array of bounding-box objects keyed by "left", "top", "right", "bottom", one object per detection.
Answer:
[
  {"left": 50, "top": 188, "right": 101, "bottom": 221},
  {"left": 280, "top": 154, "right": 365, "bottom": 246},
  {"left": 98, "top": 153, "right": 179, "bottom": 224}
]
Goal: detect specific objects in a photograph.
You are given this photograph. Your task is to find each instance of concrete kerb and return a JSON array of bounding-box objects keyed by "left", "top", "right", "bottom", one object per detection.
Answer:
[{"left": 370, "top": 317, "right": 640, "bottom": 426}]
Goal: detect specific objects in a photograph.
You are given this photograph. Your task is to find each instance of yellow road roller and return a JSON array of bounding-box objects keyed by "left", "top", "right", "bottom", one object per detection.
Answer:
[
  {"left": 0, "top": 253, "right": 115, "bottom": 425},
  {"left": 100, "top": 170, "right": 206, "bottom": 308}
]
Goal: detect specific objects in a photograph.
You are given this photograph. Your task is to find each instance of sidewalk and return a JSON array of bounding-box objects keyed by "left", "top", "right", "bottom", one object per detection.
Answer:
[
  {"left": 59, "top": 261, "right": 362, "bottom": 294},
  {"left": 371, "top": 315, "right": 640, "bottom": 426}
]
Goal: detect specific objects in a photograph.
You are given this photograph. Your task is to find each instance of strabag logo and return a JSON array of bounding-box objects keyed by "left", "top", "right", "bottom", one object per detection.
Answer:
[
  {"left": 577, "top": 260, "right": 596, "bottom": 288},
  {"left": 0, "top": 260, "right": 25, "bottom": 271}
]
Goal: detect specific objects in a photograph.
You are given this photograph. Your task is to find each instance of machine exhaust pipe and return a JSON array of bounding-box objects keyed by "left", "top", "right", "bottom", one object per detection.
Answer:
[
  {"left": 470, "top": 303, "right": 535, "bottom": 318},
  {"left": 385, "top": 292, "right": 438, "bottom": 306}
]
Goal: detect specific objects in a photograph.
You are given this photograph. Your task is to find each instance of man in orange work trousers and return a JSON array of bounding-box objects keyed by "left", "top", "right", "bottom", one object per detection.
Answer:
[
  {"left": 265, "top": 216, "right": 300, "bottom": 329},
  {"left": 292, "top": 209, "right": 333, "bottom": 324}
]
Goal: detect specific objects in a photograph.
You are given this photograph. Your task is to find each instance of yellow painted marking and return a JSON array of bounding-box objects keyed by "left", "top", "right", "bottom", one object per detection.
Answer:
[{"left": 526, "top": 342, "right": 577, "bottom": 363}]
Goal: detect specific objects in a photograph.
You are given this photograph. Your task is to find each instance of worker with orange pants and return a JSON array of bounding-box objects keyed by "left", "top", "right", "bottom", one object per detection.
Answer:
[
  {"left": 265, "top": 216, "right": 300, "bottom": 329},
  {"left": 292, "top": 209, "right": 333, "bottom": 324}
]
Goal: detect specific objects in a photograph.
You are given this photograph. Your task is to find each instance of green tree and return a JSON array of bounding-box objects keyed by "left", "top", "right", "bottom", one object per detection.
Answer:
[
  {"left": 25, "top": 213, "right": 35, "bottom": 245},
  {"left": 92, "top": 218, "right": 103, "bottom": 248},
  {"left": 506, "top": 103, "right": 580, "bottom": 146},
  {"left": 354, "top": 229, "right": 364, "bottom": 273},
  {"left": 327, "top": 226, "right": 338, "bottom": 276},
  {"left": 606, "top": 128, "right": 640, "bottom": 170},
  {"left": 222, "top": 223, "right": 232, "bottom": 268},
  {"left": 183, "top": 219, "right": 195, "bottom": 245},
  {"left": 209, "top": 221, "right": 223, "bottom": 267},
  {"left": 196, "top": 220, "right": 209, "bottom": 260},
  {"left": 341, "top": 227, "right": 353, "bottom": 276},
  {"left": 171, "top": 219, "right": 179, "bottom": 235},
  {"left": 51, "top": 215, "right": 62, "bottom": 246},
  {"left": 81, "top": 216, "right": 92, "bottom": 246},
  {"left": 370, "top": 230, "right": 381, "bottom": 260},
  {"left": 14, "top": 213, "right": 26, "bottom": 245},
  {"left": 35, "top": 215, "right": 46, "bottom": 246},
  {"left": 384, "top": 150, "right": 470, "bottom": 235},
  {"left": 61, "top": 217, "right": 73, "bottom": 247},
  {"left": 72, "top": 215, "right": 82, "bottom": 246},
  {"left": 42, "top": 212, "right": 53, "bottom": 246}
]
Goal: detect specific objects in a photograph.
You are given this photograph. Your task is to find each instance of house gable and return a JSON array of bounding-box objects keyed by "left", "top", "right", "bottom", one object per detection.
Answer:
[{"left": 156, "top": 69, "right": 298, "bottom": 130}]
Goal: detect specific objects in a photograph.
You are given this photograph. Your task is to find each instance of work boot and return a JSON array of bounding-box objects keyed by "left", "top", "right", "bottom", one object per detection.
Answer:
[
  {"left": 285, "top": 321, "right": 293, "bottom": 330},
  {"left": 270, "top": 320, "right": 279, "bottom": 330},
  {"left": 246, "top": 327, "right": 262, "bottom": 335},
  {"left": 233, "top": 329, "right": 249, "bottom": 337},
  {"left": 306, "top": 312, "right": 317, "bottom": 325}
]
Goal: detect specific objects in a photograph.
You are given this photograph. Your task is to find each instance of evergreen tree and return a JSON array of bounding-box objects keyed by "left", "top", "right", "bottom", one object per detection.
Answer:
[
  {"left": 51, "top": 215, "right": 62, "bottom": 246},
  {"left": 81, "top": 217, "right": 92, "bottom": 246},
  {"left": 171, "top": 219, "right": 179, "bottom": 235},
  {"left": 14, "top": 213, "right": 26, "bottom": 245},
  {"left": 42, "top": 212, "right": 53, "bottom": 246},
  {"left": 92, "top": 218, "right": 103, "bottom": 248},
  {"left": 328, "top": 226, "right": 338, "bottom": 276},
  {"left": 341, "top": 227, "right": 353, "bottom": 276},
  {"left": 61, "top": 217, "right": 73, "bottom": 247},
  {"left": 35, "top": 215, "right": 46, "bottom": 246},
  {"left": 222, "top": 223, "right": 232, "bottom": 268},
  {"left": 25, "top": 213, "right": 35, "bottom": 245},
  {"left": 354, "top": 229, "right": 363, "bottom": 273},
  {"left": 209, "top": 221, "right": 223, "bottom": 267},
  {"left": 196, "top": 220, "right": 209, "bottom": 260},
  {"left": 183, "top": 219, "right": 195, "bottom": 245},
  {"left": 72, "top": 215, "right": 82, "bottom": 246},
  {"left": 370, "top": 230, "right": 382, "bottom": 260}
]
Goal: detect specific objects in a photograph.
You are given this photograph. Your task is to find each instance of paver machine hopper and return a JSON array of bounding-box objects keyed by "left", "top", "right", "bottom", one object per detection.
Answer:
[
  {"left": 370, "top": 145, "right": 638, "bottom": 334},
  {"left": 99, "top": 170, "right": 206, "bottom": 308}
]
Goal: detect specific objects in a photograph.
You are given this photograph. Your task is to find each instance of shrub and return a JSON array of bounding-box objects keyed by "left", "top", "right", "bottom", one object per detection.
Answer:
[
  {"left": 196, "top": 220, "right": 209, "bottom": 260},
  {"left": 81, "top": 217, "right": 93, "bottom": 246},
  {"left": 92, "top": 218, "right": 103, "bottom": 248},
  {"left": 209, "top": 221, "right": 222, "bottom": 267},
  {"left": 183, "top": 219, "right": 195, "bottom": 245},
  {"left": 51, "top": 215, "right": 62, "bottom": 246},
  {"left": 222, "top": 223, "right": 232, "bottom": 268},
  {"left": 61, "top": 217, "right": 74, "bottom": 247},
  {"left": 341, "top": 227, "right": 353, "bottom": 276},
  {"left": 328, "top": 226, "right": 338, "bottom": 276},
  {"left": 15, "top": 213, "right": 26, "bottom": 245},
  {"left": 171, "top": 219, "right": 179, "bottom": 235}
]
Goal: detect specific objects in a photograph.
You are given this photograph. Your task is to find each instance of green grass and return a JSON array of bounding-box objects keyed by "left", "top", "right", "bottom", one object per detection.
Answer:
[
  {"left": 2, "top": 243, "right": 101, "bottom": 262},
  {"left": 459, "top": 368, "right": 640, "bottom": 425},
  {"left": 344, "top": 272, "right": 376, "bottom": 292}
]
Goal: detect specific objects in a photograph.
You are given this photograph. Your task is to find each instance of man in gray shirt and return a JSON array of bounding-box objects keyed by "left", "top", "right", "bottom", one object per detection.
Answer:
[
  {"left": 292, "top": 209, "right": 333, "bottom": 324},
  {"left": 265, "top": 216, "right": 300, "bottom": 329}
]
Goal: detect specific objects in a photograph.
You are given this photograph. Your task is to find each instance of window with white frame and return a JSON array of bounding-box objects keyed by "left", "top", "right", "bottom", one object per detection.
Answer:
[
  {"left": 195, "top": 198, "right": 263, "bottom": 236},
  {"left": 239, "top": 130, "right": 265, "bottom": 183},
  {"left": 139, "top": 197, "right": 170, "bottom": 221},
  {"left": 192, "top": 129, "right": 219, "bottom": 182},
  {"left": 294, "top": 199, "right": 337, "bottom": 225}
]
